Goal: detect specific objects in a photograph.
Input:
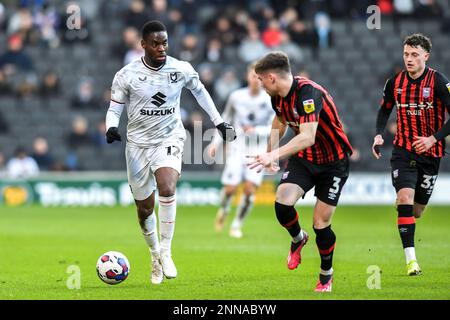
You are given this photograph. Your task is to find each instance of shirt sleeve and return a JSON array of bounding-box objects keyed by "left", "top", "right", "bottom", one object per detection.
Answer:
[
  {"left": 297, "top": 84, "right": 323, "bottom": 123},
  {"left": 376, "top": 77, "right": 395, "bottom": 135},
  {"left": 434, "top": 71, "right": 450, "bottom": 113},
  {"left": 111, "top": 71, "right": 128, "bottom": 104},
  {"left": 381, "top": 77, "right": 395, "bottom": 110}
]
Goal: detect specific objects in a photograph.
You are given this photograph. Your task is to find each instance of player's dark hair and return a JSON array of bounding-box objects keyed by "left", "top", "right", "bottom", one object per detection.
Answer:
[
  {"left": 255, "top": 51, "right": 291, "bottom": 75},
  {"left": 403, "top": 33, "right": 432, "bottom": 53},
  {"left": 141, "top": 20, "right": 167, "bottom": 39}
]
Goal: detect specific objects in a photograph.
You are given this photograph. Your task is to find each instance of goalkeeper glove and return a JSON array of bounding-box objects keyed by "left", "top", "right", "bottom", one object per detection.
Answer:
[
  {"left": 106, "top": 127, "right": 122, "bottom": 144},
  {"left": 216, "top": 122, "right": 236, "bottom": 142}
]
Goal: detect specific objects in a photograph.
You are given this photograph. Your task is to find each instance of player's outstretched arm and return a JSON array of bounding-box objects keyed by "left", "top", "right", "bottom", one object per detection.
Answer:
[{"left": 267, "top": 116, "right": 286, "bottom": 153}]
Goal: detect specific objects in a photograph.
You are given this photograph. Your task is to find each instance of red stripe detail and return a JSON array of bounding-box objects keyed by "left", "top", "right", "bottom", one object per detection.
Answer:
[
  {"left": 398, "top": 217, "right": 416, "bottom": 225},
  {"left": 318, "top": 243, "right": 335, "bottom": 255},
  {"left": 282, "top": 212, "right": 299, "bottom": 228}
]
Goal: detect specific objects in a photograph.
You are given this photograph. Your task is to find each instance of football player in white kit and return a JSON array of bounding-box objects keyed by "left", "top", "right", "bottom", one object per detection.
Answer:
[
  {"left": 207, "top": 62, "right": 273, "bottom": 238},
  {"left": 105, "top": 21, "right": 236, "bottom": 284}
]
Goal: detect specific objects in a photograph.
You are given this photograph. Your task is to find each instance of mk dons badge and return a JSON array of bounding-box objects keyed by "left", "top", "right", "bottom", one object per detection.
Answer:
[{"left": 303, "top": 99, "right": 315, "bottom": 114}]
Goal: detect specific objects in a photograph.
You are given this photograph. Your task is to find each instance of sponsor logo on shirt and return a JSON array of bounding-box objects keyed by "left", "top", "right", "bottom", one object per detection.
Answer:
[
  {"left": 140, "top": 107, "right": 175, "bottom": 116},
  {"left": 151, "top": 92, "right": 167, "bottom": 107}
]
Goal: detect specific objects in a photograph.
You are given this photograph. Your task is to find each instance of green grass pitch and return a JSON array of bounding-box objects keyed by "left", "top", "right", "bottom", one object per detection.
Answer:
[{"left": 0, "top": 205, "right": 449, "bottom": 300}]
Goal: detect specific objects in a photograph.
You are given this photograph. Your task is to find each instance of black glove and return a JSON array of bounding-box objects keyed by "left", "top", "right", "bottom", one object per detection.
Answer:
[
  {"left": 216, "top": 122, "right": 236, "bottom": 142},
  {"left": 106, "top": 127, "right": 122, "bottom": 144}
]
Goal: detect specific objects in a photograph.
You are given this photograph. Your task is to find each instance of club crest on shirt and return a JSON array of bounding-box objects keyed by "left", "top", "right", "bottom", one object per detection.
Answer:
[
  {"left": 446, "top": 83, "right": 450, "bottom": 93},
  {"left": 423, "top": 87, "right": 430, "bottom": 98},
  {"left": 169, "top": 72, "right": 179, "bottom": 83},
  {"left": 303, "top": 99, "right": 315, "bottom": 114}
]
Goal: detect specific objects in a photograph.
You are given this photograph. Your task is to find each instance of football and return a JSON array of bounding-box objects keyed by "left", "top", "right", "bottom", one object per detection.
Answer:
[{"left": 96, "top": 251, "right": 130, "bottom": 285}]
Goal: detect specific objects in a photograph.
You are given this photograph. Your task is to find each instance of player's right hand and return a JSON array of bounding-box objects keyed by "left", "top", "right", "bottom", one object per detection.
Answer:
[
  {"left": 372, "top": 134, "right": 384, "bottom": 159},
  {"left": 216, "top": 122, "right": 237, "bottom": 142},
  {"left": 106, "top": 127, "right": 122, "bottom": 144}
]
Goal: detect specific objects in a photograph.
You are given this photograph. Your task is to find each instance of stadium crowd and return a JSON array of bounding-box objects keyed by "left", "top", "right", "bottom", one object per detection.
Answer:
[{"left": 0, "top": 0, "right": 450, "bottom": 175}]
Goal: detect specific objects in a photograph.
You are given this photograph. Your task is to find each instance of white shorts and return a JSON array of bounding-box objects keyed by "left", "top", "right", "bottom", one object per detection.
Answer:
[
  {"left": 126, "top": 140, "right": 183, "bottom": 201},
  {"left": 221, "top": 153, "right": 264, "bottom": 187}
]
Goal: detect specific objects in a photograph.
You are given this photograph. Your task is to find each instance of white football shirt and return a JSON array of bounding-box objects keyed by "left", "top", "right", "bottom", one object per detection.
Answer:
[{"left": 110, "top": 56, "right": 222, "bottom": 147}]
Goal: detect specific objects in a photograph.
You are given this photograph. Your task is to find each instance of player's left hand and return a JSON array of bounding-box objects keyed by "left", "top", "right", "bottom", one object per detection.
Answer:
[
  {"left": 412, "top": 135, "right": 437, "bottom": 154},
  {"left": 216, "top": 122, "right": 237, "bottom": 142},
  {"left": 246, "top": 152, "right": 277, "bottom": 173}
]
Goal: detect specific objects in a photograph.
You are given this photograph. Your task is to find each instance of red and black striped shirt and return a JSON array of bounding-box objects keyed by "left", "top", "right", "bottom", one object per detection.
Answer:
[
  {"left": 272, "top": 76, "right": 353, "bottom": 165},
  {"left": 379, "top": 67, "right": 450, "bottom": 158}
]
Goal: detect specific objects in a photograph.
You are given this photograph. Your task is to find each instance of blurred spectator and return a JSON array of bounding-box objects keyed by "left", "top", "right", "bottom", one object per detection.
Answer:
[
  {"left": 7, "top": 146, "right": 40, "bottom": 179},
  {"left": 0, "top": 34, "right": 33, "bottom": 75},
  {"left": 0, "top": 109, "right": 9, "bottom": 134},
  {"left": 33, "top": 3, "right": 60, "bottom": 48},
  {"left": 71, "top": 77, "right": 100, "bottom": 109},
  {"left": 204, "top": 38, "right": 223, "bottom": 63},
  {"left": 262, "top": 19, "right": 282, "bottom": 48},
  {"left": 179, "top": 34, "right": 202, "bottom": 63},
  {"left": 38, "top": 71, "right": 61, "bottom": 98},
  {"left": 377, "top": 0, "right": 394, "bottom": 15},
  {"left": 16, "top": 72, "right": 38, "bottom": 98},
  {"left": 275, "top": 32, "right": 304, "bottom": 64},
  {"left": 314, "top": 12, "right": 332, "bottom": 49},
  {"left": 31, "top": 136, "right": 55, "bottom": 170},
  {"left": 288, "top": 20, "right": 315, "bottom": 47},
  {"left": 0, "top": 70, "right": 14, "bottom": 95},
  {"left": 92, "top": 120, "right": 108, "bottom": 148},
  {"left": 7, "top": 6, "right": 34, "bottom": 42},
  {"left": 238, "top": 29, "right": 268, "bottom": 63},
  {"left": 415, "top": 0, "right": 442, "bottom": 19},
  {"left": 66, "top": 115, "right": 94, "bottom": 149},
  {"left": 124, "top": 0, "right": 150, "bottom": 30},
  {"left": 198, "top": 63, "right": 216, "bottom": 97},
  {"left": 393, "top": 0, "right": 415, "bottom": 17},
  {"left": 148, "top": 0, "right": 171, "bottom": 29},
  {"left": 279, "top": 7, "right": 298, "bottom": 29},
  {"left": 179, "top": 0, "right": 199, "bottom": 34},
  {"left": 113, "top": 26, "right": 141, "bottom": 62},
  {"left": 123, "top": 38, "right": 144, "bottom": 65},
  {"left": 207, "top": 17, "right": 237, "bottom": 46},
  {"left": 214, "top": 68, "right": 241, "bottom": 106}
]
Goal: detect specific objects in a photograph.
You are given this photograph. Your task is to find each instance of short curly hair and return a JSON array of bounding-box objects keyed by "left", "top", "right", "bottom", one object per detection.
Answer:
[{"left": 403, "top": 33, "right": 432, "bottom": 53}]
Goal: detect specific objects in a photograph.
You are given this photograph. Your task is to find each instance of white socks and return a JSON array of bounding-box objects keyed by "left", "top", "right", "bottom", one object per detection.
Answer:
[
  {"left": 158, "top": 195, "right": 177, "bottom": 253},
  {"left": 404, "top": 247, "right": 417, "bottom": 264},
  {"left": 141, "top": 213, "right": 160, "bottom": 257}
]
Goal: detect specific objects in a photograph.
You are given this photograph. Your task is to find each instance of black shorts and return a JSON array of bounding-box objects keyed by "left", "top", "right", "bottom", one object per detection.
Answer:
[
  {"left": 390, "top": 146, "right": 440, "bottom": 205},
  {"left": 279, "top": 156, "right": 350, "bottom": 206}
]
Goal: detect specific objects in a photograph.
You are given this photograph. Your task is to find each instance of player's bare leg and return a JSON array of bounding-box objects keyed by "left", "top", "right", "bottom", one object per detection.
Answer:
[
  {"left": 135, "top": 193, "right": 163, "bottom": 284},
  {"left": 230, "top": 181, "right": 257, "bottom": 238},
  {"left": 275, "top": 183, "right": 309, "bottom": 270},
  {"left": 397, "top": 188, "right": 421, "bottom": 275},
  {"left": 155, "top": 167, "right": 179, "bottom": 279},
  {"left": 215, "top": 185, "right": 237, "bottom": 232},
  {"left": 313, "top": 200, "right": 336, "bottom": 292},
  {"left": 413, "top": 202, "right": 426, "bottom": 219}
]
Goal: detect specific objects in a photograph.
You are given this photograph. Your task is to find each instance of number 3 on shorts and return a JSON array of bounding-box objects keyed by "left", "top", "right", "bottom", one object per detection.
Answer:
[{"left": 329, "top": 177, "right": 342, "bottom": 194}]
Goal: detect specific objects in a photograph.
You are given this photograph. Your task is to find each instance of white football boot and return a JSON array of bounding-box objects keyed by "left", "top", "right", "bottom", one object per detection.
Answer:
[{"left": 161, "top": 251, "right": 177, "bottom": 279}]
